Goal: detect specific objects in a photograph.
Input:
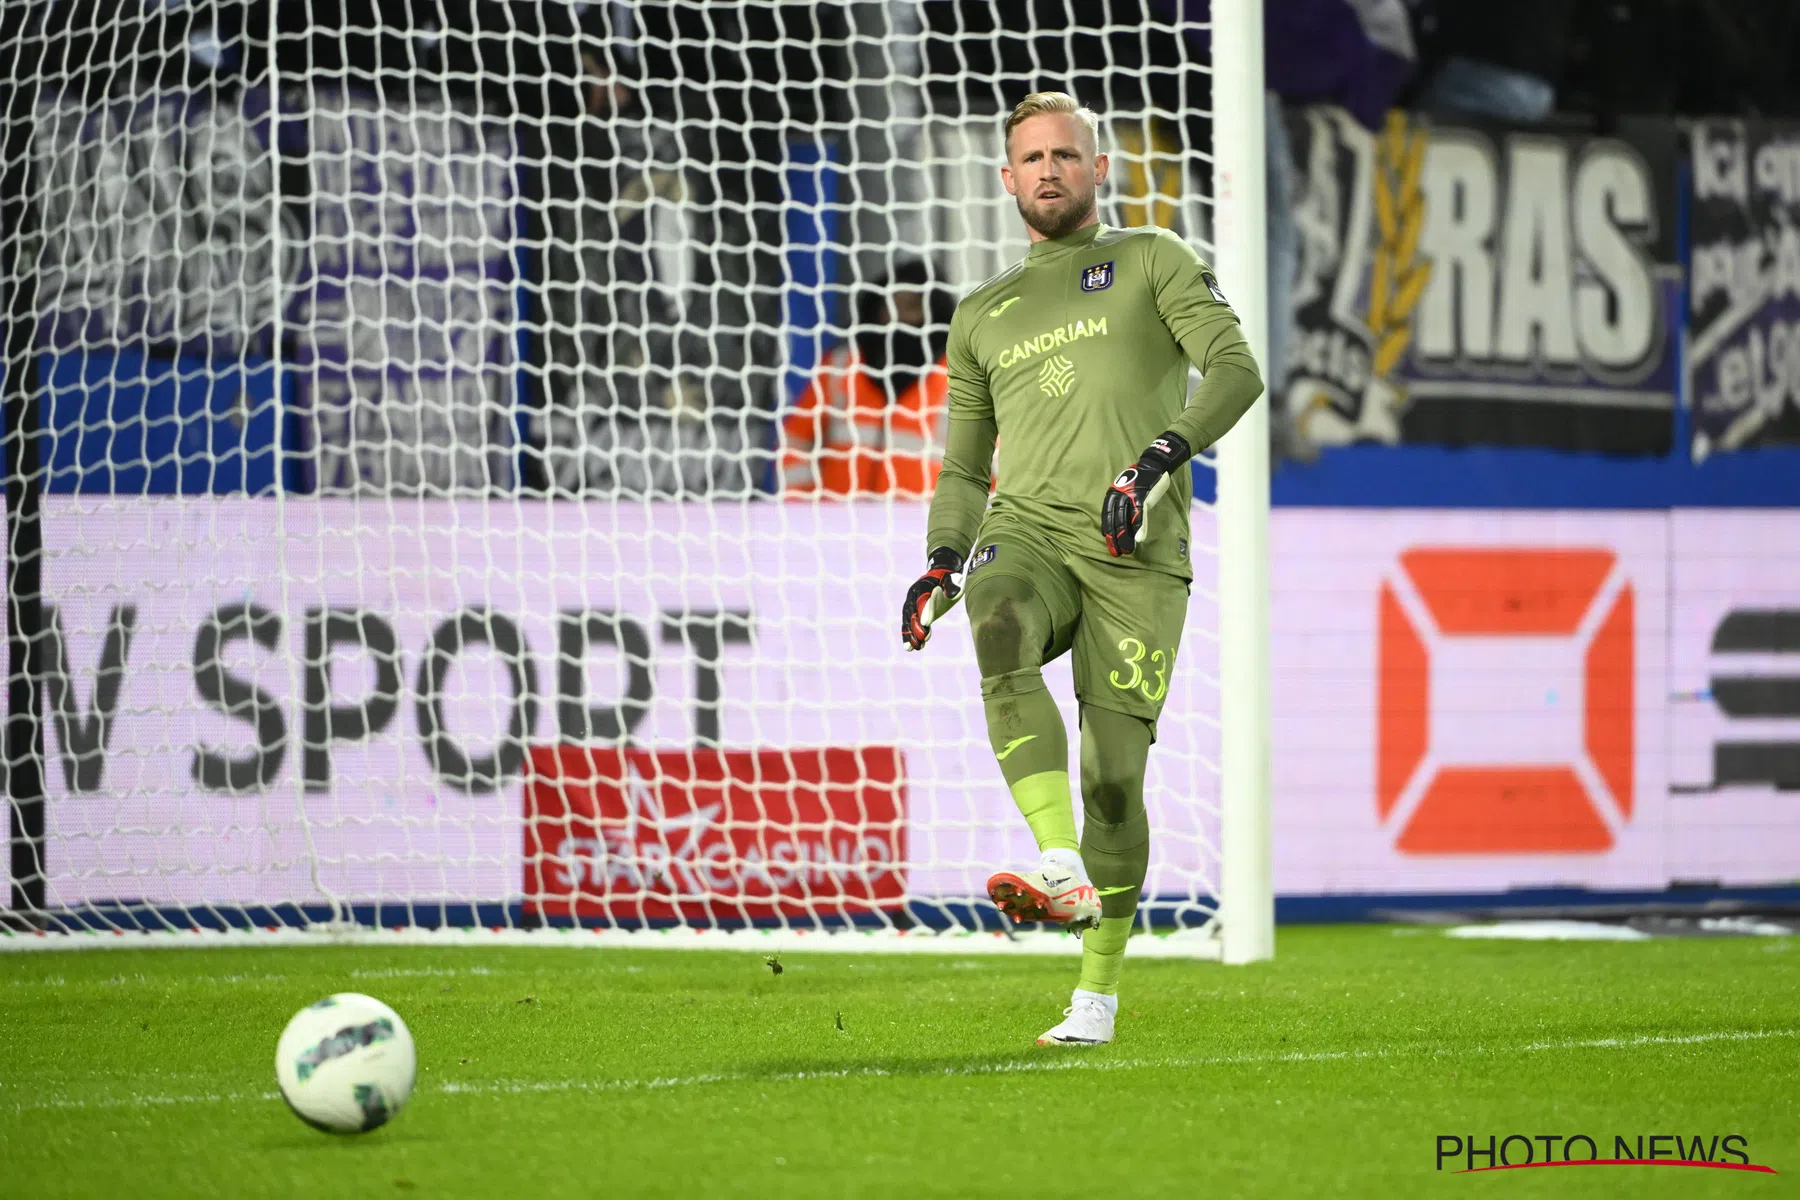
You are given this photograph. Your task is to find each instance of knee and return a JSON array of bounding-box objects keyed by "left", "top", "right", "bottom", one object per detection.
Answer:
[
  {"left": 1083, "top": 792, "right": 1149, "bottom": 849},
  {"left": 971, "top": 599, "right": 1026, "bottom": 677},
  {"left": 1079, "top": 707, "right": 1153, "bottom": 826},
  {"left": 1080, "top": 761, "right": 1132, "bottom": 827},
  {"left": 1080, "top": 742, "right": 1150, "bottom": 829}
]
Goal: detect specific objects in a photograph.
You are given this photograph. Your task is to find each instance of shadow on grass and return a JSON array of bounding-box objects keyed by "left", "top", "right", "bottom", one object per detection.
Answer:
[{"left": 438, "top": 1044, "right": 1144, "bottom": 1101}]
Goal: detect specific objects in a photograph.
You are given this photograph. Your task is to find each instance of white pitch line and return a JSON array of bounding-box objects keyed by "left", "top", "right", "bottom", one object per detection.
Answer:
[
  {"left": 9, "top": 1090, "right": 282, "bottom": 1113},
  {"left": 9, "top": 1029, "right": 1795, "bottom": 1116},
  {"left": 4, "top": 965, "right": 502, "bottom": 989},
  {"left": 0, "top": 925, "right": 1223, "bottom": 960},
  {"left": 1519, "top": 1028, "right": 1799, "bottom": 1051}
]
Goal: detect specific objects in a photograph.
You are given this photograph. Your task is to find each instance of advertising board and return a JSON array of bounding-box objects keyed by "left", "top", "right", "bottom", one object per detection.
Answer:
[
  {"left": 29, "top": 501, "right": 1800, "bottom": 908},
  {"left": 31, "top": 499, "right": 1216, "bottom": 909}
]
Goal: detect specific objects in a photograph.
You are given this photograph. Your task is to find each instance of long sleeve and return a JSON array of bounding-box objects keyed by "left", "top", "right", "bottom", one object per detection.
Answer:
[
  {"left": 1167, "top": 359, "right": 1264, "bottom": 453},
  {"left": 1145, "top": 230, "right": 1266, "bottom": 452},
  {"left": 924, "top": 305, "right": 995, "bottom": 558},
  {"left": 926, "top": 414, "right": 997, "bottom": 557}
]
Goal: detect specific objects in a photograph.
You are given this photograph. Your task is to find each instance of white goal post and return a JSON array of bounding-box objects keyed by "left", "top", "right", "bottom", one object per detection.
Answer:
[
  {"left": 1212, "top": 0, "right": 1275, "bottom": 965},
  {"left": 1, "top": 1, "right": 1270, "bottom": 958}
]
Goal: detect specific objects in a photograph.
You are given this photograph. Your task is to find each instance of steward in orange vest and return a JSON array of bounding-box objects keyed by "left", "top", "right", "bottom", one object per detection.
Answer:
[{"left": 781, "top": 261, "right": 955, "bottom": 498}]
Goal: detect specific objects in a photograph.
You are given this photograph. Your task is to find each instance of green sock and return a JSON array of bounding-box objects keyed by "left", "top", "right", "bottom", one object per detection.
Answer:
[
  {"left": 1076, "top": 705, "right": 1153, "bottom": 994},
  {"left": 981, "top": 666, "right": 1075, "bottom": 852},
  {"left": 1077, "top": 916, "right": 1134, "bottom": 995},
  {"left": 1008, "top": 771, "right": 1079, "bottom": 853}
]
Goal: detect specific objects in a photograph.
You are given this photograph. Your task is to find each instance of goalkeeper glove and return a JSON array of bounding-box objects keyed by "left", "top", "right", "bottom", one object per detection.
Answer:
[
  {"left": 1101, "top": 430, "right": 1191, "bottom": 557},
  {"left": 901, "top": 546, "right": 964, "bottom": 651}
]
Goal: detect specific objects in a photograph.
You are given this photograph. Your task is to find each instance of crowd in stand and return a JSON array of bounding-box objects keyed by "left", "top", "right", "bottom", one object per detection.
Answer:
[{"left": 17, "top": 1, "right": 1800, "bottom": 497}]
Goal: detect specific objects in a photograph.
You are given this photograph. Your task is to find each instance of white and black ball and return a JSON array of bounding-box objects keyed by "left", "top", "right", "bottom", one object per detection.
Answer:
[{"left": 274, "top": 993, "right": 416, "bottom": 1134}]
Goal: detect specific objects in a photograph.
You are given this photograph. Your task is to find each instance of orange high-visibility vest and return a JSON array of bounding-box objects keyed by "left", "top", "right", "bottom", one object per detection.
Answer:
[{"left": 780, "top": 345, "right": 949, "bottom": 498}]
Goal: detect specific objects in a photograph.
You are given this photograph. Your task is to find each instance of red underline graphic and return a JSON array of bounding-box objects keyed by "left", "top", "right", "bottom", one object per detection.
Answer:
[{"left": 1459, "top": 1159, "right": 1777, "bottom": 1175}]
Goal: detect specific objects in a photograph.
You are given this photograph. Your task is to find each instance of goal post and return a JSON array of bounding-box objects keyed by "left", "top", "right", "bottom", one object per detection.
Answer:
[
  {"left": 1212, "top": 0, "right": 1276, "bottom": 965},
  {"left": 2, "top": 2, "right": 1272, "bottom": 957}
]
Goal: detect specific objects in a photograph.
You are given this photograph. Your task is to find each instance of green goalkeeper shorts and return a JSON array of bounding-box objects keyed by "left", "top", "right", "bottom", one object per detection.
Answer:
[{"left": 963, "top": 511, "right": 1191, "bottom": 732}]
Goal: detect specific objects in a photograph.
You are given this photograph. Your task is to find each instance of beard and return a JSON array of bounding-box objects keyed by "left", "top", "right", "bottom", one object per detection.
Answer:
[{"left": 1016, "top": 186, "right": 1097, "bottom": 240}]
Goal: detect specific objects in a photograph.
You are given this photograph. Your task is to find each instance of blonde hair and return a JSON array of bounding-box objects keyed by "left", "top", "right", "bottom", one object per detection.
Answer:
[{"left": 1003, "top": 91, "right": 1101, "bottom": 154}]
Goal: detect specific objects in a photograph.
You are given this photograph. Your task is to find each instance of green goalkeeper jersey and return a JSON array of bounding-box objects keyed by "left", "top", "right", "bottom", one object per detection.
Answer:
[{"left": 926, "top": 222, "right": 1263, "bottom": 581}]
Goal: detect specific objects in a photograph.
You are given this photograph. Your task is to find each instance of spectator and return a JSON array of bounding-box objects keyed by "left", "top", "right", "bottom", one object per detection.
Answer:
[
  {"left": 1267, "top": 0, "right": 1417, "bottom": 133},
  {"left": 1414, "top": 0, "right": 1573, "bottom": 123},
  {"left": 780, "top": 261, "right": 955, "bottom": 499}
]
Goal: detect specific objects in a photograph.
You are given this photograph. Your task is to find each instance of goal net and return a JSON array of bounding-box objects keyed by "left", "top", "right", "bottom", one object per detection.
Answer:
[{"left": 2, "top": 2, "right": 1268, "bottom": 954}]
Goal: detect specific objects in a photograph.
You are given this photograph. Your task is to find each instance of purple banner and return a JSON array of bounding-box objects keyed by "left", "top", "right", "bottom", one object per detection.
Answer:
[
  {"left": 1687, "top": 119, "right": 1800, "bottom": 459},
  {"left": 285, "top": 87, "right": 520, "bottom": 494},
  {"left": 33, "top": 86, "right": 284, "bottom": 359}
]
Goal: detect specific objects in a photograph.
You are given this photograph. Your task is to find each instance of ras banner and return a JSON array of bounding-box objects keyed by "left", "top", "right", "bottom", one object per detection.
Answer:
[
  {"left": 1687, "top": 120, "right": 1800, "bottom": 460},
  {"left": 1285, "top": 109, "right": 1679, "bottom": 456}
]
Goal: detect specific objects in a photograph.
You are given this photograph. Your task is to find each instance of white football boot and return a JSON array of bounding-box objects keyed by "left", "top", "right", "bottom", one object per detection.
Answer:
[
  {"left": 986, "top": 848, "right": 1101, "bottom": 932},
  {"left": 1037, "top": 988, "right": 1117, "bottom": 1046}
]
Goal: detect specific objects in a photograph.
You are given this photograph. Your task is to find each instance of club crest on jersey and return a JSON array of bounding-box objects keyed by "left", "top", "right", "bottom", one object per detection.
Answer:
[
  {"left": 1080, "top": 261, "right": 1114, "bottom": 292},
  {"left": 968, "top": 544, "right": 998, "bottom": 573}
]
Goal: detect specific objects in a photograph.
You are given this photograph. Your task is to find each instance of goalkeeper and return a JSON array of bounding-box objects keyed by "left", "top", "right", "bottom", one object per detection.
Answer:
[{"left": 900, "top": 92, "right": 1263, "bottom": 1047}]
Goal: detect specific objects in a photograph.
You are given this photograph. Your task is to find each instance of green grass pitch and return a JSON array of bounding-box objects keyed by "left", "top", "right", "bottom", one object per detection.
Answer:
[{"left": 3, "top": 925, "right": 1796, "bottom": 1198}]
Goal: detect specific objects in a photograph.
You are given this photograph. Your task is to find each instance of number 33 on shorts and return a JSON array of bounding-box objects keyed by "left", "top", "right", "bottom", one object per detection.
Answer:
[{"left": 1109, "top": 637, "right": 1173, "bottom": 702}]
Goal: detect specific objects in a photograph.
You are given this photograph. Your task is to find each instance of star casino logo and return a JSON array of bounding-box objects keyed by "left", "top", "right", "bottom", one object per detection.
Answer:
[{"left": 1037, "top": 354, "right": 1076, "bottom": 397}]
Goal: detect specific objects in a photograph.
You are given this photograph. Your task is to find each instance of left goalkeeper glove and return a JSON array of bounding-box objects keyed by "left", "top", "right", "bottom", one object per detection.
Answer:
[
  {"left": 901, "top": 546, "right": 964, "bottom": 651},
  {"left": 1101, "top": 430, "right": 1191, "bottom": 557}
]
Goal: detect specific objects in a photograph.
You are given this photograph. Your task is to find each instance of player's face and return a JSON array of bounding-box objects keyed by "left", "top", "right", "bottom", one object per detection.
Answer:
[{"left": 1002, "top": 113, "right": 1109, "bottom": 241}]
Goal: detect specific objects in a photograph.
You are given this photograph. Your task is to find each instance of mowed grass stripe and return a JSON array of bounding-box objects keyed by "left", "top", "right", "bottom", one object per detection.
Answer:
[{"left": 11, "top": 1026, "right": 1794, "bottom": 1114}]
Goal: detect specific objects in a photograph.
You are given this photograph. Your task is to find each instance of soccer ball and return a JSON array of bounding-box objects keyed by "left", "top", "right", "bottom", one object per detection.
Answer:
[{"left": 274, "top": 993, "right": 416, "bottom": 1134}]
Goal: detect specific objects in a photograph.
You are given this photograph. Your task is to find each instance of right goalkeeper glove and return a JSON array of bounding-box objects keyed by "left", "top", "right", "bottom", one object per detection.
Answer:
[
  {"left": 901, "top": 546, "right": 964, "bottom": 651},
  {"left": 1101, "top": 430, "right": 1189, "bottom": 557}
]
